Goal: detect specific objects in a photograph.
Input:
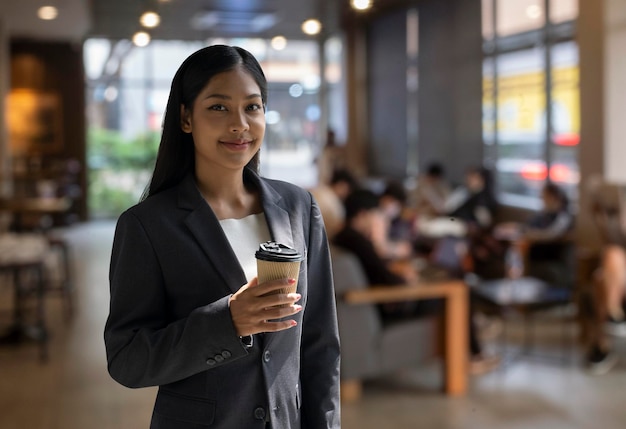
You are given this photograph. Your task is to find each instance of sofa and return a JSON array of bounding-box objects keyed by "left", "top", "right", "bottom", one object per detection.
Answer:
[{"left": 330, "top": 246, "right": 441, "bottom": 400}]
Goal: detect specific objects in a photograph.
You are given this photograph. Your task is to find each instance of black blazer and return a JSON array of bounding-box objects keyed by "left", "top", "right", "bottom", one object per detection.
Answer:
[{"left": 104, "top": 169, "right": 340, "bottom": 428}]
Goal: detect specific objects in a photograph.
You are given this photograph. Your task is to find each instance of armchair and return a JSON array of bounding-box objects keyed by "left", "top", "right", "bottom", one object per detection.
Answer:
[{"left": 331, "top": 246, "right": 468, "bottom": 400}]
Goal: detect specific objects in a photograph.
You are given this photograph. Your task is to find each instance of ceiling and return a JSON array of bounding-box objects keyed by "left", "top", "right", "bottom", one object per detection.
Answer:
[{"left": 0, "top": 0, "right": 343, "bottom": 43}]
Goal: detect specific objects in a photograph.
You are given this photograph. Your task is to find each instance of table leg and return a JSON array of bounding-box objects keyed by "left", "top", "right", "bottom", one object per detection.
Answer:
[{"left": 444, "top": 285, "right": 468, "bottom": 396}]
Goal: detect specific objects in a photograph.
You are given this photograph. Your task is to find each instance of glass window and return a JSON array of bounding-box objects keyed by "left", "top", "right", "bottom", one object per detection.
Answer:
[
  {"left": 549, "top": 41, "right": 580, "bottom": 202},
  {"left": 550, "top": 0, "right": 578, "bottom": 24},
  {"left": 496, "top": 0, "right": 545, "bottom": 37},
  {"left": 495, "top": 48, "right": 546, "bottom": 204},
  {"left": 482, "top": 58, "right": 496, "bottom": 164},
  {"left": 482, "top": 0, "right": 579, "bottom": 209}
]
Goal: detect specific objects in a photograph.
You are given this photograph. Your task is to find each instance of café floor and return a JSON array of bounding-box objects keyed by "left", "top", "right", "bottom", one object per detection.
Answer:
[{"left": 1, "top": 221, "right": 625, "bottom": 429}]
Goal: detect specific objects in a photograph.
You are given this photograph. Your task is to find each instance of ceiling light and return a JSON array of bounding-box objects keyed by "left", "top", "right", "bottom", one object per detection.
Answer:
[
  {"left": 38, "top": 6, "right": 58, "bottom": 20},
  {"left": 301, "top": 19, "right": 322, "bottom": 36},
  {"left": 132, "top": 31, "right": 151, "bottom": 47},
  {"left": 271, "top": 36, "right": 287, "bottom": 50},
  {"left": 526, "top": 5, "right": 542, "bottom": 20},
  {"left": 140, "top": 11, "right": 161, "bottom": 28},
  {"left": 351, "top": 0, "right": 372, "bottom": 11}
]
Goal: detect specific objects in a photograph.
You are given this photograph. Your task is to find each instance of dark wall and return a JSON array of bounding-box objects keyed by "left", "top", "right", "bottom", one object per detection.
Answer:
[
  {"left": 367, "top": 9, "right": 408, "bottom": 180},
  {"left": 418, "top": 0, "right": 483, "bottom": 186},
  {"left": 363, "top": 0, "right": 483, "bottom": 185},
  {"left": 10, "top": 39, "right": 87, "bottom": 221}
]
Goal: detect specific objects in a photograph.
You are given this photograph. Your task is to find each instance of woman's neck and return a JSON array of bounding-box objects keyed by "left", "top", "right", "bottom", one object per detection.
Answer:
[{"left": 195, "top": 167, "right": 261, "bottom": 219}]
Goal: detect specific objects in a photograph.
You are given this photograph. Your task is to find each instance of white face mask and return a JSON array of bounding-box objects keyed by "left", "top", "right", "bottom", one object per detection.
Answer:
[{"left": 382, "top": 202, "right": 401, "bottom": 219}]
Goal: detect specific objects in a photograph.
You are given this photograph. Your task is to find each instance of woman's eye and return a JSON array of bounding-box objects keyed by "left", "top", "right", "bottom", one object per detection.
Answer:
[
  {"left": 209, "top": 104, "right": 227, "bottom": 111},
  {"left": 247, "top": 103, "right": 263, "bottom": 112}
]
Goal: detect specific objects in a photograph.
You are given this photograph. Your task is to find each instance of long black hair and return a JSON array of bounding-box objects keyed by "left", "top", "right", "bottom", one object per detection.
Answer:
[{"left": 142, "top": 45, "right": 268, "bottom": 200}]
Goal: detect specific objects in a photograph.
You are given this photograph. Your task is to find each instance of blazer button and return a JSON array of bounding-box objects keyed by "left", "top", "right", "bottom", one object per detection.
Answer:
[
  {"left": 254, "top": 407, "right": 266, "bottom": 420},
  {"left": 263, "top": 350, "right": 271, "bottom": 363},
  {"left": 214, "top": 354, "right": 224, "bottom": 363},
  {"left": 206, "top": 358, "right": 216, "bottom": 366},
  {"left": 221, "top": 350, "right": 232, "bottom": 359}
]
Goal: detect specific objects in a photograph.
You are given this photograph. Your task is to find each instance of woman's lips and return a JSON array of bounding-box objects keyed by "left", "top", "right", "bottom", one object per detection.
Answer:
[{"left": 220, "top": 140, "right": 252, "bottom": 151}]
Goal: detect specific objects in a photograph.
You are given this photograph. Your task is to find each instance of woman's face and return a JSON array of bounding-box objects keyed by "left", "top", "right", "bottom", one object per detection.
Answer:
[
  {"left": 181, "top": 65, "right": 265, "bottom": 173},
  {"left": 466, "top": 171, "right": 484, "bottom": 192}
]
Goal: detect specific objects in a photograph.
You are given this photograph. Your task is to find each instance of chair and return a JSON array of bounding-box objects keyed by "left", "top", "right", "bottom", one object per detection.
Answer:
[
  {"left": 0, "top": 233, "right": 50, "bottom": 362},
  {"left": 331, "top": 246, "right": 468, "bottom": 400},
  {"left": 44, "top": 234, "right": 74, "bottom": 319}
]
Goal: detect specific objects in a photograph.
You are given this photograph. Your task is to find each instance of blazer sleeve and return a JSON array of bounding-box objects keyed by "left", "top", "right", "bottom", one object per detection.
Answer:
[
  {"left": 104, "top": 210, "right": 249, "bottom": 388},
  {"left": 300, "top": 194, "right": 341, "bottom": 428}
]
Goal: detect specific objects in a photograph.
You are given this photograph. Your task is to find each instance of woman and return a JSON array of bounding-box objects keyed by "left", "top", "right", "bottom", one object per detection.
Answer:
[{"left": 104, "top": 45, "right": 340, "bottom": 428}]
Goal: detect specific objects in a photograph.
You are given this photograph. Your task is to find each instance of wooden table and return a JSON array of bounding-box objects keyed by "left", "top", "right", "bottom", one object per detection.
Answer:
[
  {"left": 0, "top": 197, "right": 72, "bottom": 231},
  {"left": 343, "top": 279, "right": 469, "bottom": 396}
]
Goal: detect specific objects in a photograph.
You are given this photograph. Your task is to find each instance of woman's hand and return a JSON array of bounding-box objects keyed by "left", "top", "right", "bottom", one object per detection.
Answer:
[{"left": 228, "top": 277, "right": 303, "bottom": 337}]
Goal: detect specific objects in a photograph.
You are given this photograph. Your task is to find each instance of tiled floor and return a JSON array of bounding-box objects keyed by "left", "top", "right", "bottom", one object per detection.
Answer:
[{"left": 1, "top": 220, "right": 626, "bottom": 428}]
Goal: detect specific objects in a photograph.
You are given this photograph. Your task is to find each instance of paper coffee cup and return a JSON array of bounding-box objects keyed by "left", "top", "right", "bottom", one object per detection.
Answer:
[{"left": 256, "top": 241, "right": 303, "bottom": 304}]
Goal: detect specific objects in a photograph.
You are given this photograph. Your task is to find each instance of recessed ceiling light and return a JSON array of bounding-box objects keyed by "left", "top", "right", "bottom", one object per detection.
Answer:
[
  {"left": 271, "top": 36, "right": 287, "bottom": 50},
  {"left": 301, "top": 19, "right": 322, "bottom": 36},
  {"left": 38, "top": 6, "right": 58, "bottom": 20},
  {"left": 140, "top": 11, "right": 161, "bottom": 28},
  {"left": 351, "top": 0, "right": 372, "bottom": 11},
  {"left": 133, "top": 31, "right": 151, "bottom": 47}
]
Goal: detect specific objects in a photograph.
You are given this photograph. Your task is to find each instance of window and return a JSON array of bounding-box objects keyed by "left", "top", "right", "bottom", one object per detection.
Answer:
[{"left": 482, "top": 0, "right": 579, "bottom": 208}]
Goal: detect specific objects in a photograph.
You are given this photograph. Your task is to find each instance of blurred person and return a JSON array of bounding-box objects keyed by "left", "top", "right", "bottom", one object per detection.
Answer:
[
  {"left": 444, "top": 166, "right": 497, "bottom": 232},
  {"left": 333, "top": 188, "right": 499, "bottom": 374},
  {"left": 308, "top": 167, "right": 358, "bottom": 239},
  {"left": 315, "top": 128, "right": 346, "bottom": 188},
  {"left": 371, "top": 180, "right": 415, "bottom": 261},
  {"left": 586, "top": 245, "right": 626, "bottom": 375},
  {"left": 104, "top": 45, "right": 340, "bottom": 428},
  {"left": 412, "top": 162, "right": 451, "bottom": 217},
  {"left": 584, "top": 182, "right": 626, "bottom": 375},
  {"left": 496, "top": 182, "right": 575, "bottom": 282},
  {"left": 414, "top": 166, "right": 502, "bottom": 279},
  {"left": 415, "top": 166, "right": 496, "bottom": 240}
]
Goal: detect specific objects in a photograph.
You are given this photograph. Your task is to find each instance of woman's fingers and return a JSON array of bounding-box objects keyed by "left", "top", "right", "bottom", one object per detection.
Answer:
[
  {"left": 229, "top": 278, "right": 302, "bottom": 336},
  {"left": 248, "top": 277, "right": 297, "bottom": 297}
]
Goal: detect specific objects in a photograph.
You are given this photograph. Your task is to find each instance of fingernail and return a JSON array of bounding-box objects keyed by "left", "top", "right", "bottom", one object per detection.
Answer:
[
  {"left": 290, "top": 320, "right": 298, "bottom": 327},
  {"left": 294, "top": 304, "right": 303, "bottom": 311},
  {"left": 287, "top": 278, "right": 296, "bottom": 284}
]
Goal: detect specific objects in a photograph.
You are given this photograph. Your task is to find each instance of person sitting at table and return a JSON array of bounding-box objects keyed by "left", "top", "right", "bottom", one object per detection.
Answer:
[
  {"left": 415, "top": 166, "right": 503, "bottom": 280},
  {"left": 582, "top": 180, "right": 626, "bottom": 375},
  {"left": 411, "top": 162, "right": 452, "bottom": 218},
  {"left": 495, "top": 182, "right": 575, "bottom": 283},
  {"left": 371, "top": 180, "right": 415, "bottom": 262},
  {"left": 333, "top": 188, "right": 500, "bottom": 374}
]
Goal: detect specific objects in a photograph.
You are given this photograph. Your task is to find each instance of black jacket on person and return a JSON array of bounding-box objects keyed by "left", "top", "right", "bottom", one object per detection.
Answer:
[{"left": 104, "top": 169, "right": 340, "bottom": 429}]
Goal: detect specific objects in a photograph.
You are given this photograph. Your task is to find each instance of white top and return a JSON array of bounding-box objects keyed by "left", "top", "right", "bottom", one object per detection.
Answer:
[{"left": 219, "top": 213, "right": 271, "bottom": 282}]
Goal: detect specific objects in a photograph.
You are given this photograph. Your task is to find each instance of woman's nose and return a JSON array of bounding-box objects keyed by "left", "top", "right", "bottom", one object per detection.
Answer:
[{"left": 230, "top": 111, "right": 249, "bottom": 133}]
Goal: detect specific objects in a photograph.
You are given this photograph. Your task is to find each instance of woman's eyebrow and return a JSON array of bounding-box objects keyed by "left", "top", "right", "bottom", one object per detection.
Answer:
[{"left": 204, "top": 93, "right": 262, "bottom": 100}]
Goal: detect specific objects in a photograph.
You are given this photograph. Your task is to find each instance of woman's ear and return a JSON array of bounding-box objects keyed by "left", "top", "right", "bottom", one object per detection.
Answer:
[{"left": 180, "top": 105, "right": 192, "bottom": 133}]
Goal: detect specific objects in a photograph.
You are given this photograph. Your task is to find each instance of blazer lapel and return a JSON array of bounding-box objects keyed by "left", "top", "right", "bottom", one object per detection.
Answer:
[
  {"left": 178, "top": 175, "right": 247, "bottom": 295},
  {"left": 248, "top": 169, "right": 295, "bottom": 249}
]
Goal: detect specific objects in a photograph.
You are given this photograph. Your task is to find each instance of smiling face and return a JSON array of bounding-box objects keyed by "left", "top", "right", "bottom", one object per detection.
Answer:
[{"left": 181, "top": 65, "right": 265, "bottom": 174}]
